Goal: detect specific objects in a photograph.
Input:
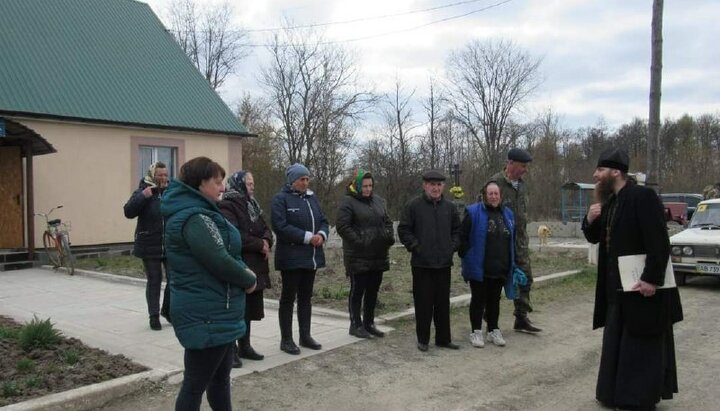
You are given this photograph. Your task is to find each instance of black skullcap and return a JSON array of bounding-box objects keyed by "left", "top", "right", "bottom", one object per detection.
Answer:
[
  {"left": 508, "top": 148, "right": 533, "bottom": 163},
  {"left": 597, "top": 147, "right": 629, "bottom": 173},
  {"left": 422, "top": 169, "right": 447, "bottom": 181}
]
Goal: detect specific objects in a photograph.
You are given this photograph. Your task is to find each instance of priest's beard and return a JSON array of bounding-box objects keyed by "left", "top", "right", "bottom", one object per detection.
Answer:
[{"left": 595, "top": 174, "right": 616, "bottom": 205}]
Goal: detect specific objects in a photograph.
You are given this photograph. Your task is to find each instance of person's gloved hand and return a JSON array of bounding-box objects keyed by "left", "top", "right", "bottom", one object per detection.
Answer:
[{"left": 513, "top": 267, "right": 528, "bottom": 287}]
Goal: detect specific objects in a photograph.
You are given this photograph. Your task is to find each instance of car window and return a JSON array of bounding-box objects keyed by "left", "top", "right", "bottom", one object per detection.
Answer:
[
  {"left": 662, "top": 195, "right": 679, "bottom": 203},
  {"left": 689, "top": 203, "right": 720, "bottom": 227},
  {"left": 685, "top": 196, "right": 702, "bottom": 207}
]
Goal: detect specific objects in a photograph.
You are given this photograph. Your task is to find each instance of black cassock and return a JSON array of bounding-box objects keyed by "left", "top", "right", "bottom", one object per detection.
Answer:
[{"left": 582, "top": 183, "right": 683, "bottom": 408}]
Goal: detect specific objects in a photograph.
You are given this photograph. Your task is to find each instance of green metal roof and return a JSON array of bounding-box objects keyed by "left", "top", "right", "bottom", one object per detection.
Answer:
[{"left": 0, "top": 0, "right": 250, "bottom": 136}]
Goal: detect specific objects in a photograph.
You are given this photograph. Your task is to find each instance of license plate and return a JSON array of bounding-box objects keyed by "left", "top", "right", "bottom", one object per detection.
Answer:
[{"left": 696, "top": 264, "right": 720, "bottom": 275}]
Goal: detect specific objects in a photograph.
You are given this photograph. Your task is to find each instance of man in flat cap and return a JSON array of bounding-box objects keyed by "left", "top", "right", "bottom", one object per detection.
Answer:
[
  {"left": 583, "top": 147, "right": 682, "bottom": 409},
  {"left": 490, "top": 148, "right": 541, "bottom": 333},
  {"left": 398, "top": 169, "right": 462, "bottom": 351}
]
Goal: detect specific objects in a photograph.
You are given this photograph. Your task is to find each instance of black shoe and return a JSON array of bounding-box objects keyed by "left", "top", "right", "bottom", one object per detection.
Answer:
[
  {"left": 160, "top": 309, "right": 171, "bottom": 324},
  {"left": 299, "top": 335, "right": 322, "bottom": 350},
  {"left": 364, "top": 323, "right": 385, "bottom": 338},
  {"left": 417, "top": 342, "right": 429, "bottom": 352},
  {"left": 349, "top": 325, "right": 371, "bottom": 339},
  {"left": 514, "top": 316, "right": 542, "bottom": 333},
  {"left": 149, "top": 315, "right": 162, "bottom": 331},
  {"left": 280, "top": 339, "right": 301, "bottom": 355},
  {"left": 436, "top": 342, "right": 460, "bottom": 349},
  {"left": 240, "top": 344, "right": 265, "bottom": 361},
  {"left": 232, "top": 351, "right": 243, "bottom": 368}
]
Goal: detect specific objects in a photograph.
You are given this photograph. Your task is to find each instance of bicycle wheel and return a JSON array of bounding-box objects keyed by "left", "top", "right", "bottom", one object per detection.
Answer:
[
  {"left": 42, "top": 231, "right": 62, "bottom": 268},
  {"left": 59, "top": 235, "right": 75, "bottom": 275}
]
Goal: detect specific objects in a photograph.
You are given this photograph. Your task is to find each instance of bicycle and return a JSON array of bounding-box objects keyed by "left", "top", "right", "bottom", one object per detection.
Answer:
[{"left": 35, "top": 205, "right": 75, "bottom": 275}]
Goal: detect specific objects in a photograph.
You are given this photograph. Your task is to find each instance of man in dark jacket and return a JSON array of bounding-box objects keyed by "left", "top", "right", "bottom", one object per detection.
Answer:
[
  {"left": 583, "top": 147, "right": 683, "bottom": 410},
  {"left": 336, "top": 168, "right": 395, "bottom": 339},
  {"left": 398, "top": 170, "right": 461, "bottom": 352},
  {"left": 123, "top": 162, "right": 169, "bottom": 330},
  {"left": 271, "top": 163, "right": 330, "bottom": 355}
]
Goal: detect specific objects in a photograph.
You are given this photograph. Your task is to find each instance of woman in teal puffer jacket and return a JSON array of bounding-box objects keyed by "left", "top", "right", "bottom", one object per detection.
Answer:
[{"left": 161, "top": 157, "right": 256, "bottom": 411}]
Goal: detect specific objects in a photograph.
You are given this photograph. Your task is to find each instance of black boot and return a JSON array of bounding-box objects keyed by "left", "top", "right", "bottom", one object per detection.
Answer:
[
  {"left": 298, "top": 299, "right": 321, "bottom": 350},
  {"left": 279, "top": 296, "right": 300, "bottom": 355},
  {"left": 149, "top": 315, "right": 162, "bottom": 331},
  {"left": 232, "top": 344, "right": 243, "bottom": 368},
  {"left": 239, "top": 321, "right": 264, "bottom": 360},
  {"left": 364, "top": 323, "right": 385, "bottom": 338},
  {"left": 299, "top": 332, "right": 322, "bottom": 350},
  {"left": 349, "top": 324, "right": 371, "bottom": 339},
  {"left": 514, "top": 314, "right": 542, "bottom": 333}
]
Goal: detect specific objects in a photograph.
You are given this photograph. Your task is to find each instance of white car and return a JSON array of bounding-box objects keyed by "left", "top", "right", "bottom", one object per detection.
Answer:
[{"left": 670, "top": 198, "right": 720, "bottom": 285}]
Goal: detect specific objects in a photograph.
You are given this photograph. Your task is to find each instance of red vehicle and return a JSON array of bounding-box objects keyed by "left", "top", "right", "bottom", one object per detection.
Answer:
[{"left": 663, "top": 201, "right": 688, "bottom": 226}]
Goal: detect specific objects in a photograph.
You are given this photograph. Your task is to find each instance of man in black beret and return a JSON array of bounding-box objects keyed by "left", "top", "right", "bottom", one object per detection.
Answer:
[
  {"left": 583, "top": 147, "right": 683, "bottom": 409},
  {"left": 398, "top": 169, "right": 462, "bottom": 351},
  {"left": 490, "top": 148, "right": 541, "bottom": 333}
]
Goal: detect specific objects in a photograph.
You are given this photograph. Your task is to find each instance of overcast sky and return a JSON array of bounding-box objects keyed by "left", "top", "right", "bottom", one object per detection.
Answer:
[{"left": 143, "top": 0, "right": 720, "bottom": 130}]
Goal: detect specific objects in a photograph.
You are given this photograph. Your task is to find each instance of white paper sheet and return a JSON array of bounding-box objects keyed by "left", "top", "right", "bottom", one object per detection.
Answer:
[{"left": 617, "top": 254, "right": 676, "bottom": 292}]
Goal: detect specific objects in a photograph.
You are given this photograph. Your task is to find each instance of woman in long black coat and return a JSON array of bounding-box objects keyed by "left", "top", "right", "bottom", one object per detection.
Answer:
[
  {"left": 219, "top": 170, "right": 273, "bottom": 368},
  {"left": 336, "top": 169, "right": 395, "bottom": 338}
]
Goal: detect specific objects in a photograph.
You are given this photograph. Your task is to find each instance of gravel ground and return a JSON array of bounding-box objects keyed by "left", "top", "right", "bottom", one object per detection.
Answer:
[{"left": 99, "top": 274, "right": 720, "bottom": 411}]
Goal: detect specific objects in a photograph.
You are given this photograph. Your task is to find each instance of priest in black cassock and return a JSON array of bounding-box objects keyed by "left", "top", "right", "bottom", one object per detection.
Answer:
[{"left": 582, "top": 147, "right": 683, "bottom": 410}]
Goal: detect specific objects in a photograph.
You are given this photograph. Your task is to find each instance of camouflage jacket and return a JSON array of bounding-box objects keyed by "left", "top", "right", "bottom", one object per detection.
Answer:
[{"left": 490, "top": 170, "right": 531, "bottom": 272}]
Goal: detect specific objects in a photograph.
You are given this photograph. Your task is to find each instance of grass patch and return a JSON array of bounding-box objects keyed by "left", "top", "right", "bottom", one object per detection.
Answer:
[
  {"left": 16, "top": 358, "right": 35, "bottom": 373},
  {"left": 0, "top": 325, "right": 20, "bottom": 340},
  {"left": 61, "top": 348, "right": 81, "bottom": 366},
  {"left": 74, "top": 255, "right": 145, "bottom": 278},
  {"left": 19, "top": 316, "right": 62, "bottom": 352}
]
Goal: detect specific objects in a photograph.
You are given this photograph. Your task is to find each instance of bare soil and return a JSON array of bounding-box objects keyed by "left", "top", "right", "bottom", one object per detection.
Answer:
[
  {"left": 0, "top": 316, "right": 148, "bottom": 407},
  {"left": 98, "top": 273, "right": 720, "bottom": 410}
]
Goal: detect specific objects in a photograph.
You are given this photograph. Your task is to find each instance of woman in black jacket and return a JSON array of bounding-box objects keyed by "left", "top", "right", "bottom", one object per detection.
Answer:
[
  {"left": 336, "top": 169, "right": 394, "bottom": 338},
  {"left": 219, "top": 170, "right": 273, "bottom": 368},
  {"left": 123, "top": 161, "right": 170, "bottom": 330}
]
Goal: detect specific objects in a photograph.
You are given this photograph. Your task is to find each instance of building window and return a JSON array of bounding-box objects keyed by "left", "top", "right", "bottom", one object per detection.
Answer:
[
  {"left": 130, "top": 136, "right": 185, "bottom": 190},
  {"left": 138, "top": 145, "right": 177, "bottom": 179}
]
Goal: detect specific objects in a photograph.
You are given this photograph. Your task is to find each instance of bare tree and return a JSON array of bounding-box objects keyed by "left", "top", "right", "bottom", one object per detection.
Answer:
[
  {"left": 647, "top": 0, "right": 664, "bottom": 191},
  {"left": 168, "top": 0, "right": 249, "bottom": 90},
  {"left": 421, "top": 78, "right": 443, "bottom": 169},
  {"left": 446, "top": 39, "right": 542, "bottom": 175},
  {"left": 260, "top": 26, "right": 374, "bottom": 209}
]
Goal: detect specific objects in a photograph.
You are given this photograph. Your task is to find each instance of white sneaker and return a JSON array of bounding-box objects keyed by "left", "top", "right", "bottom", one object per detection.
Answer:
[
  {"left": 487, "top": 329, "right": 506, "bottom": 346},
  {"left": 470, "top": 330, "right": 485, "bottom": 348}
]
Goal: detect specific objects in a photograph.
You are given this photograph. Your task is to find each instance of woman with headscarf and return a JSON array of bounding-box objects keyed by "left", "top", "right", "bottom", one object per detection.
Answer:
[
  {"left": 123, "top": 161, "right": 170, "bottom": 330},
  {"left": 219, "top": 170, "right": 273, "bottom": 368},
  {"left": 336, "top": 168, "right": 394, "bottom": 338},
  {"left": 271, "top": 163, "right": 329, "bottom": 355},
  {"left": 161, "top": 157, "right": 256, "bottom": 410}
]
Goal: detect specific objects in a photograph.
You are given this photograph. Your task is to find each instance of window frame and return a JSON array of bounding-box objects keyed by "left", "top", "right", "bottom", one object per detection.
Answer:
[{"left": 130, "top": 136, "right": 185, "bottom": 190}]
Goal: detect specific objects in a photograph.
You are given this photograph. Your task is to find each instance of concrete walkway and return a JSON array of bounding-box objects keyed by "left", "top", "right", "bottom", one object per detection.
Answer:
[{"left": 0, "top": 268, "right": 381, "bottom": 382}]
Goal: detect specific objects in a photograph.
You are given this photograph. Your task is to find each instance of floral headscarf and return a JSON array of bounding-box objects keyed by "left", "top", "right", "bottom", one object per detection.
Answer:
[{"left": 222, "top": 170, "right": 263, "bottom": 222}]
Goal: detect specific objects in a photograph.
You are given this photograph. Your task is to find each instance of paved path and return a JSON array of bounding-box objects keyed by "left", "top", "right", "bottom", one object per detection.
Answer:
[{"left": 0, "top": 268, "right": 381, "bottom": 381}]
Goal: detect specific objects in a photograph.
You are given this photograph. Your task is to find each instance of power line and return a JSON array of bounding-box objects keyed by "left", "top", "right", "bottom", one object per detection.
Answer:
[
  {"left": 244, "top": 0, "right": 514, "bottom": 48},
  {"left": 245, "top": 0, "right": 494, "bottom": 33}
]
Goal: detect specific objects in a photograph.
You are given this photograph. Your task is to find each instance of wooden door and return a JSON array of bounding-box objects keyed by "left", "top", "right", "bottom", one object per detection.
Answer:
[{"left": 0, "top": 146, "right": 24, "bottom": 248}]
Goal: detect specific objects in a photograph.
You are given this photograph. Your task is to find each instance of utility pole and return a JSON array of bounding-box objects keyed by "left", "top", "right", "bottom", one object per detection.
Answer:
[{"left": 647, "top": 0, "right": 663, "bottom": 193}]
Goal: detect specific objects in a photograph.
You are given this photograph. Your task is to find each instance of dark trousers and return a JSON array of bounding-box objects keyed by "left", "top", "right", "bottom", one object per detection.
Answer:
[
  {"left": 348, "top": 271, "right": 383, "bottom": 327},
  {"left": 175, "top": 342, "right": 234, "bottom": 411},
  {"left": 513, "top": 265, "right": 534, "bottom": 316},
  {"left": 412, "top": 267, "right": 452, "bottom": 345},
  {"left": 469, "top": 278, "right": 504, "bottom": 331},
  {"left": 142, "top": 258, "right": 169, "bottom": 317},
  {"left": 279, "top": 269, "right": 316, "bottom": 339}
]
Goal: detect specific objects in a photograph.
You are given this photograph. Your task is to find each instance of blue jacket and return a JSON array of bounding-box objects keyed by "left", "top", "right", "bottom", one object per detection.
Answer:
[
  {"left": 271, "top": 185, "right": 330, "bottom": 271},
  {"left": 461, "top": 202, "right": 518, "bottom": 299},
  {"left": 161, "top": 179, "right": 256, "bottom": 349}
]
